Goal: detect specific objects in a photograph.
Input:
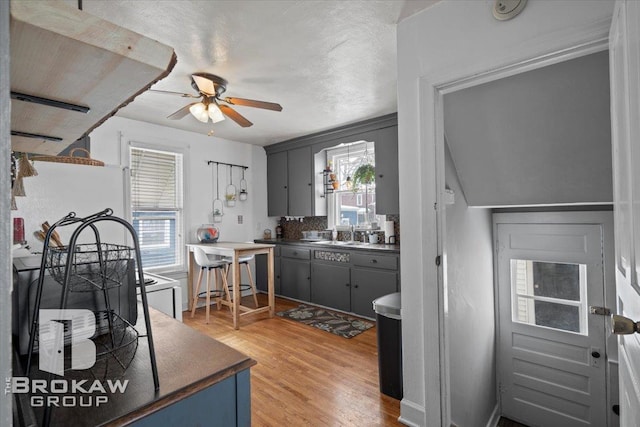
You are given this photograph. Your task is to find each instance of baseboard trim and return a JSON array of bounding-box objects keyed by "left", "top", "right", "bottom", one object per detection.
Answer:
[
  {"left": 399, "top": 399, "right": 425, "bottom": 426},
  {"left": 486, "top": 404, "right": 500, "bottom": 427}
]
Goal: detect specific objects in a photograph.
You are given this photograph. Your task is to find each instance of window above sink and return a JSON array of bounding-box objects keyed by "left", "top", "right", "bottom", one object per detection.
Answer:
[{"left": 324, "top": 141, "right": 382, "bottom": 231}]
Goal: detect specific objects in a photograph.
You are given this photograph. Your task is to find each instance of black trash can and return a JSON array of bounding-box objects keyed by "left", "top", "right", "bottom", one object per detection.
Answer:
[{"left": 372, "top": 292, "right": 402, "bottom": 400}]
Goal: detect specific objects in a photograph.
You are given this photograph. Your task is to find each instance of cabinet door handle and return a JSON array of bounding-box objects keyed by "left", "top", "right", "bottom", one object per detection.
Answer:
[
  {"left": 378, "top": 174, "right": 384, "bottom": 178},
  {"left": 308, "top": 183, "right": 312, "bottom": 186},
  {"left": 354, "top": 284, "right": 359, "bottom": 288},
  {"left": 284, "top": 185, "right": 287, "bottom": 189},
  {"left": 345, "top": 283, "right": 350, "bottom": 287},
  {"left": 307, "top": 276, "right": 311, "bottom": 280},
  {"left": 370, "top": 259, "right": 378, "bottom": 264}
]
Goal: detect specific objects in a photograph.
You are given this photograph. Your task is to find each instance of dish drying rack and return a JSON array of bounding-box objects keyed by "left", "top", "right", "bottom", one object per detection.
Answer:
[{"left": 25, "top": 208, "right": 159, "bottom": 390}]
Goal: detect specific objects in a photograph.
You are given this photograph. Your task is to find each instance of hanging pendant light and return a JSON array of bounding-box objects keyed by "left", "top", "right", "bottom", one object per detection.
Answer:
[
  {"left": 208, "top": 99, "right": 225, "bottom": 123},
  {"left": 189, "top": 102, "right": 209, "bottom": 123}
]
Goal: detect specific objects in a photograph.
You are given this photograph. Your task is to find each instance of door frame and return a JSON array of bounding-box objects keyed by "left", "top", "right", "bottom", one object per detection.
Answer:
[
  {"left": 493, "top": 211, "right": 616, "bottom": 425},
  {"left": 426, "top": 23, "right": 613, "bottom": 427}
]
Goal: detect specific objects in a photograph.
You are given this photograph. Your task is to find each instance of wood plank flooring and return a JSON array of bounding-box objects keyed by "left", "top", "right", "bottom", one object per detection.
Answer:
[{"left": 183, "top": 294, "right": 403, "bottom": 426}]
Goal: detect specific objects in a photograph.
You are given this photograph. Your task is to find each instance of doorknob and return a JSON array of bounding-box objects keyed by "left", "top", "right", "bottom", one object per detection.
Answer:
[{"left": 612, "top": 314, "right": 640, "bottom": 335}]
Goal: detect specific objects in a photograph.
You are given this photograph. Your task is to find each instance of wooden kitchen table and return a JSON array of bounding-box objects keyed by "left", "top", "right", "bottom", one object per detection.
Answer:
[{"left": 186, "top": 242, "right": 275, "bottom": 329}]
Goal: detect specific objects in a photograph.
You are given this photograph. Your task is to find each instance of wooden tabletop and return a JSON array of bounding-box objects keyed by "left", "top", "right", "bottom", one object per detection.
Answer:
[{"left": 17, "top": 308, "right": 256, "bottom": 426}]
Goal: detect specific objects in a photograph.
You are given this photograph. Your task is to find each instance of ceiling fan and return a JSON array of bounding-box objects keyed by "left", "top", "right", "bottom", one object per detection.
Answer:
[{"left": 150, "top": 73, "right": 282, "bottom": 128}]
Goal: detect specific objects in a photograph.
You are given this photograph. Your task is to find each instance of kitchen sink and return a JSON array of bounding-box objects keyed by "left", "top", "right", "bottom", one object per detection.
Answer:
[{"left": 311, "top": 240, "right": 380, "bottom": 247}]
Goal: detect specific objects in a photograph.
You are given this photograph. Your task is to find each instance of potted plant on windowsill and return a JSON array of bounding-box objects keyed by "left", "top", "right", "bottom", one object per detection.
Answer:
[{"left": 352, "top": 163, "right": 375, "bottom": 192}]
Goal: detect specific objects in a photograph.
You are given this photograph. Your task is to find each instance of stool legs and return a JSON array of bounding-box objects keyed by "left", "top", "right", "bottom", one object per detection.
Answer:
[
  {"left": 191, "top": 267, "right": 205, "bottom": 318},
  {"left": 244, "top": 262, "right": 259, "bottom": 307},
  {"left": 225, "top": 262, "right": 259, "bottom": 307},
  {"left": 205, "top": 267, "right": 212, "bottom": 324}
]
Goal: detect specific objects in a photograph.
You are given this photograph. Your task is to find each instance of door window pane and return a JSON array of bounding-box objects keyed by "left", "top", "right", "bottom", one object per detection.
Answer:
[{"left": 511, "top": 259, "right": 587, "bottom": 334}]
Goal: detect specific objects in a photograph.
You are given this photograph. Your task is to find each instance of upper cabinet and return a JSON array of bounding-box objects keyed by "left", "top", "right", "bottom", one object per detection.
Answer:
[
  {"left": 267, "top": 151, "right": 289, "bottom": 216},
  {"left": 287, "top": 146, "right": 313, "bottom": 216},
  {"left": 10, "top": 1, "right": 176, "bottom": 155},
  {"left": 265, "top": 114, "right": 398, "bottom": 217},
  {"left": 374, "top": 126, "right": 399, "bottom": 214}
]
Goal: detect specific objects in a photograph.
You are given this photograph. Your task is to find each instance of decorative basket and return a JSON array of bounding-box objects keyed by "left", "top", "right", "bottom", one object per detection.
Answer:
[
  {"left": 32, "top": 148, "right": 105, "bottom": 167},
  {"left": 46, "top": 243, "right": 132, "bottom": 291}
]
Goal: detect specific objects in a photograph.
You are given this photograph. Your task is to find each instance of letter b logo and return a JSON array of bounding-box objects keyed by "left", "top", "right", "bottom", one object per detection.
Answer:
[{"left": 38, "top": 309, "right": 97, "bottom": 376}]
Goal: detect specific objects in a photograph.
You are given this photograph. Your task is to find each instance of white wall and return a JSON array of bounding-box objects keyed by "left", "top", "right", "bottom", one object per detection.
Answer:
[
  {"left": 445, "top": 146, "right": 496, "bottom": 427},
  {"left": 11, "top": 116, "right": 275, "bottom": 310},
  {"left": 397, "top": 1, "right": 614, "bottom": 425}
]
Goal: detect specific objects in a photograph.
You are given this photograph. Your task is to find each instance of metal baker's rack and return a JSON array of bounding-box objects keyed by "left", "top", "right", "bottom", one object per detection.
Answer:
[{"left": 25, "top": 208, "right": 159, "bottom": 391}]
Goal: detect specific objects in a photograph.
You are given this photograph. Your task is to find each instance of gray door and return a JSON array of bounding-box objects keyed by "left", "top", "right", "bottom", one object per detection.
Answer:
[
  {"left": 267, "top": 151, "right": 288, "bottom": 216},
  {"left": 351, "top": 268, "right": 397, "bottom": 318},
  {"left": 280, "top": 258, "right": 310, "bottom": 301},
  {"left": 311, "top": 262, "right": 351, "bottom": 312},
  {"left": 374, "top": 125, "right": 399, "bottom": 214},
  {"left": 287, "top": 146, "right": 312, "bottom": 216},
  {"left": 609, "top": 2, "right": 640, "bottom": 424},
  {"left": 496, "top": 221, "right": 607, "bottom": 427}
]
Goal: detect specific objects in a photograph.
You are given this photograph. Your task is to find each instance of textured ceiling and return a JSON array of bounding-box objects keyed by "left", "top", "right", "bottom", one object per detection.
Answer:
[{"left": 67, "top": 0, "right": 440, "bottom": 146}]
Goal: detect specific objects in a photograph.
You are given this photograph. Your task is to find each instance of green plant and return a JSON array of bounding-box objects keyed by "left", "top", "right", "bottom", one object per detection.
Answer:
[{"left": 352, "top": 163, "right": 375, "bottom": 191}]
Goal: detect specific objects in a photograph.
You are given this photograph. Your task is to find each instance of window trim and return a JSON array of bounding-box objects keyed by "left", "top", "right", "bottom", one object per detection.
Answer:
[
  {"left": 326, "top": 141, "right": 377, "bottom": 230},
  {"left": 125, "top": 140, "right": 188, "bottom": 274}
]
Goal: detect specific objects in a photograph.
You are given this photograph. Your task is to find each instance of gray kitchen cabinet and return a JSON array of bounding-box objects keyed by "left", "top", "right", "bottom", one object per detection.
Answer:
[
  {"left": 280, "top": 257, "right": 311, "bottom": 302},
  {"left": 310, "top": 261, "right": 351, "bottom": 312},
  {"left": 267, "top": 151, "right": 288, "bottom": 216},
  {"left": 351, "top": 267, "right": 398, "bottom": 318},
  {"left": 374, "top": 125, "right": 399, "bottom": 214},
  {"left": 287, "top": 145, "right": 313, "bottom": 216},
  {"left": 255, "top": 247, "right": 281, "bottom": 295}
]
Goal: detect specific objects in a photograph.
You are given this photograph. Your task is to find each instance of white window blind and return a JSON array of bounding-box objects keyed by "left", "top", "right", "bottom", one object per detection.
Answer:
[{"left": 130, "top": 147, "right": 184, "bottom": 271}]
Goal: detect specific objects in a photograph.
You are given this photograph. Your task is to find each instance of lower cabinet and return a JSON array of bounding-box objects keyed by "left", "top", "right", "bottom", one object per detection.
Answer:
[
  {"left": 255, "top": 242, "right": 399, "bottom": 319},
  {"left": 310, "top": 262, "right": 351, "bottom": 312},
  {"left": 351, "top": 268, "right": 398, "bottom": 318},
  {"left": 255, "top": 249, "right": 281, "bottom": 295},
  {"left": 280, "top": 258, "right": 311, "bottom": 301}
]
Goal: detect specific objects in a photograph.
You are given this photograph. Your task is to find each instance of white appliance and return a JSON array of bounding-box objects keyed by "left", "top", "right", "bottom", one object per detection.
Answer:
[{"left": 137, "top": 272, "right": 183, "bottom": 322}]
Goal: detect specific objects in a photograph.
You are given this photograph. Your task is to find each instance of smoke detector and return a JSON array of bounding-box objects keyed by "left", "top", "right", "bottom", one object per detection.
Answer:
[{"left": 493, "top": 0, "right": 527, "bottom": 21}]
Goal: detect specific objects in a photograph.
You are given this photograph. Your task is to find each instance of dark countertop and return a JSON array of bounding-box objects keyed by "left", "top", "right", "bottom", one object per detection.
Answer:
[
  {"left": 15, "top": 307, "right": 256, "bottom": 426},
  {"left": 254, "top": 238, "right": 400, "bottom": 254}
]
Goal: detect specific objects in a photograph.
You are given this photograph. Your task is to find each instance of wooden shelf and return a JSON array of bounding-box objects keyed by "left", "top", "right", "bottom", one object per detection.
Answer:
[{"left": 10, "top": 1, "right": 177, "bottom": 155}]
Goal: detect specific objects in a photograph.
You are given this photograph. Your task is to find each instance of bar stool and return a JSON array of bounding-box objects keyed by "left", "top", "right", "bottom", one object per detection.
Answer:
[
  {"left": 224, "top": 254, "right": 259, "bottom": 307},
  {"left": 191, "top": 247, "right": 231, "bottom": 324}
]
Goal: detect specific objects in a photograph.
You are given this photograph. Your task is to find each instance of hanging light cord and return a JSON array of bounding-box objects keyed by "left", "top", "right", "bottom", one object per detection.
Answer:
[{"left": 216, "top": 163, "right": 220, "bottom": 198}]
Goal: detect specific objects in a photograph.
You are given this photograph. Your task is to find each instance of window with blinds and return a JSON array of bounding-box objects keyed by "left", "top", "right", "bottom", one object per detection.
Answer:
[{"left": 130, "top": 147, "right": 184, "bottom": 271}]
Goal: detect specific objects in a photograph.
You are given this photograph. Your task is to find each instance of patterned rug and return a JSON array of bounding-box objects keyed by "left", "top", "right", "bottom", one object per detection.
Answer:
[{"left": 276, "top": 304, "right": 374, "bottom": 338}]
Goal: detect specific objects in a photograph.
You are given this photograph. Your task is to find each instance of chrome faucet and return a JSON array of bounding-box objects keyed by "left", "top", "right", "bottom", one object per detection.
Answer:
[{"left": 349, "top": 225, "right": 355, "bottom": 242}]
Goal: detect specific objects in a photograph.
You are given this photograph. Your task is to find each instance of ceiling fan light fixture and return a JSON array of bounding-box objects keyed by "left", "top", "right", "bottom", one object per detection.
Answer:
[
  {"left": 208, "top": 100, "right": 225, "bottom": 123},
  {"left": 189, "top": 102, "right": 209, "bottom": 123}
]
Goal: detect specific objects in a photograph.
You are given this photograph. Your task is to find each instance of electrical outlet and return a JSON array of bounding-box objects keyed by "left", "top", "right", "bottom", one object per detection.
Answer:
[{"left": 238, "top": 215, "right": 243, "bottom": 224}]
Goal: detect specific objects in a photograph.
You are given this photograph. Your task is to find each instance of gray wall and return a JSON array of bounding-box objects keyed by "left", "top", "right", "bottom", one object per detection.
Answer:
[
  {"left": 445, "top": 144, "right": 496, "bottom": 426},
  {"left": 1, "top": 0, "right": 12, "bottom": 424},
  {"left": 444, "top": 51, "right": 612, "bottom": 207}
]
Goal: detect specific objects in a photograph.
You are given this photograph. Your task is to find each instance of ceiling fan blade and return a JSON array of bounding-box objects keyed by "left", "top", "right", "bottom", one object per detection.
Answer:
[
  {"left": 219, "top": 104, "right": 253, "bottom": 127},
  {"left": 192, "top": 75, "right": 217, "bottom": 96},
  {"left": 223, "top": 97, "right": 283, "bottom": 111},
  {"left": 167, "top": 103, "right": 197, "bottom": 120},
  {"left": 149, "top": 89, "right": 199, "bottom": 98}
]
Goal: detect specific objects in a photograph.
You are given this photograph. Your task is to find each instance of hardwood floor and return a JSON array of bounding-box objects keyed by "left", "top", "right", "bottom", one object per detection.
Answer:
[{"left": 183, "top": 293, "right": 403, "bottom": 426}]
